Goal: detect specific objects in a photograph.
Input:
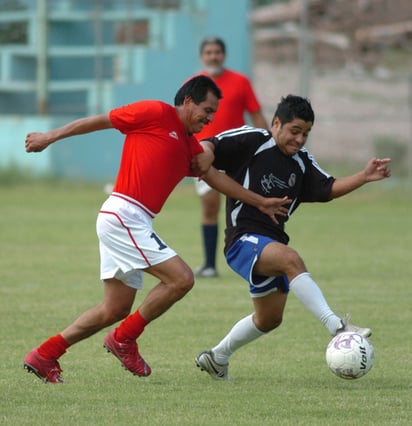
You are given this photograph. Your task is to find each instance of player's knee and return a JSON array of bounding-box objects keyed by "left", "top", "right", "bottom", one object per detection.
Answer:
[
  {"left": 266, "top": 317, "right": 283, "bottom": 332},
  {"left": 113, "top": 305, "right": 132, "bottom": 322},
  {"left": 271, "top": 316, "right": 283, "bottom": 330},
  {"left": 173, "top": 269, "right": 194, "bottom": 297},
  {"left": 254, "top": 315, "right": 283, "bottom": 333},
  {"left": 202, "top": 206, "right": 219, "bottom": 222},
  {"left": 104, "top": 304, "right": 132, "bottom": 324},
  {"left": 283, "top": 248, "right": 306, "bottom": 275}
]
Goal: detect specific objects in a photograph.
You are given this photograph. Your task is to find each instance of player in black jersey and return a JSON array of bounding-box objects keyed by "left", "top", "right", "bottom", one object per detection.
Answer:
[{"left": 195, "top": 94, "right": 391, "bottom": 380}]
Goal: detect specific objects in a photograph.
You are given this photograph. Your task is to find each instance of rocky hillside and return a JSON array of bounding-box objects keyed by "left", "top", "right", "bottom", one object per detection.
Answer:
[
  {"left": 252, "top": 0, "right": 412, "bottom": 70},
  {"left": 250, "top": 1, "right": 412, "bottom": 176}
]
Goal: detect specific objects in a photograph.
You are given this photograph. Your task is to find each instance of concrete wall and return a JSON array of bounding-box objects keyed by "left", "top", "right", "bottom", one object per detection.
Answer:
[
  {"left": 0, "top": 0, "right": 253, "bottom": 181},
  {"left": 1, "top": 117, "right": 52, "bottom": 174}
]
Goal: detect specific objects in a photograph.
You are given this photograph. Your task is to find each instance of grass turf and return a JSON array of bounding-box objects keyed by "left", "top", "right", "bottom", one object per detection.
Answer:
[{"left": 1, "top": 179, "right": 411, "bottom": 425}]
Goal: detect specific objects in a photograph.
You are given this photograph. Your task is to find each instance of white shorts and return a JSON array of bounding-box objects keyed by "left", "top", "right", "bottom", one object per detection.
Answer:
[
  {"left": 96, "top": 193, "right": 177, "bottom": 289},
  {"left": 194, "top": 178, "right": 213, "bottom": 197}
]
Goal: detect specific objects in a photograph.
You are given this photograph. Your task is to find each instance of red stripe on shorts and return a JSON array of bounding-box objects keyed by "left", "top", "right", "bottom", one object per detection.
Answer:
[{"left": 99, "top": 210, "right": 152, "bottom": 266}]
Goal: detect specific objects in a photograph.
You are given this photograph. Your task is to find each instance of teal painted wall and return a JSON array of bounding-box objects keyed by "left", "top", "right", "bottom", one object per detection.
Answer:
[
  {"left": 1, "top": 117, "right": 53, "bottom": 173},
  {"left": 0, "top": 0, "right": 252, "bottom": 181}
]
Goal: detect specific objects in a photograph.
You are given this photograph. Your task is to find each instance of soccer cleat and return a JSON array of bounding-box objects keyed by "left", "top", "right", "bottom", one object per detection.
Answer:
[
  {"left": 23, "top": 348, "right": 64, "bottom": 384},
  {"left": 103, "top": 329, "right": 151, "bottom": 377},
  {"left": 195, "top": 350, "right": 228, "bottom": 380},
  {"left": 335, "top": 313, "right": 372, "bottom": 338},
  {"left": 195, "top": 266, "right": 218, "bottom": 278}
]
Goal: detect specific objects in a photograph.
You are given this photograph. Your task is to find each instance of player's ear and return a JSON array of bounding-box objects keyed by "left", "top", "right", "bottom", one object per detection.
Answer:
[
  {"left": 183, "top": 96, "right": 193, "bottom": 106},
  {"left": 272, "top": 117, "right": 281, "bottom": 131}
]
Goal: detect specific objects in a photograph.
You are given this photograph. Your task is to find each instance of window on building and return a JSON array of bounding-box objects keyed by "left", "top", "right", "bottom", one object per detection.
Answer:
[
  {"left": 116, "top": 20, "right": 149, "bottom": 44},
  {"left": 144, "top": 0, "right": 180, "bottom": 9}
]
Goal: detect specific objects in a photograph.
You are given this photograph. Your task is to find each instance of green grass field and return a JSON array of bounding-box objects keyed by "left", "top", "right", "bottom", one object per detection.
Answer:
[{"left": 1, "top": 179, "right": 411, "bottom": 425}]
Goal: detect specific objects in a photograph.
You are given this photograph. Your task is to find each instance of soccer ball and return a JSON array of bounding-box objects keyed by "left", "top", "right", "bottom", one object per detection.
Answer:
[{"left": 325, "top": 332, "right": 375, "bottom": 379}]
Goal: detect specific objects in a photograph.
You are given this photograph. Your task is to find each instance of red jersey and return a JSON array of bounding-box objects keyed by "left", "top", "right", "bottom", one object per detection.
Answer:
[
  {"left": 196, "top": 69, "right": 261, "bottom": 140},
  {"left": 110, "top": 100, "right": 203, "bottom": 215}
]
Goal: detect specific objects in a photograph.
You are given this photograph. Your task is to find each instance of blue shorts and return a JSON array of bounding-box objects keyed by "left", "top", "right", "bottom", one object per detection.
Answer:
[{"left": 226, "top": 233, "right": 289, "bottom": 298}]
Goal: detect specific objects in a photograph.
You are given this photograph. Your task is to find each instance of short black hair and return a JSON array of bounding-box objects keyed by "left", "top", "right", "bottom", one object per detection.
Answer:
[
  {"left": 271, "top": 95, "right": 315, "bottom": 125},
  {"left": 174, "top": 75, "right": 222, "bottom": 106},
  {"left": 199, "top": 36, "right": 226, "bottom": 55}
]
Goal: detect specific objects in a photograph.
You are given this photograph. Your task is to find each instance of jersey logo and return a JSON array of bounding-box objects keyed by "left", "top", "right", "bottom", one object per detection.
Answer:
[
  {"left": 288, "top": 173, "right": 296, "bottom": 187},
  {"left": 261, "top": 173, "right": 288, "bottom": 194},
  {"left": 169, "top": 131, "right": 178, "bottom": 140}
]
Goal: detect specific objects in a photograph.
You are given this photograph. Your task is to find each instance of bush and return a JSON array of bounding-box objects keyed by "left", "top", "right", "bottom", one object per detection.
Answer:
[{"left": 0, "top": 165, "right": 56, "bottom": 186}]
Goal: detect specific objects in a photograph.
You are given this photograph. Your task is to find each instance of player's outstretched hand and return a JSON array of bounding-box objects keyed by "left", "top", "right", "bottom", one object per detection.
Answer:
[
  {"left": 258, "top": 196, "right": 292, "bottom": 224},
  {"left": 25, "top": 132, "right": 52, "bottom": 153},
  {"left": 364, "top": 157, "right": 391, "bottom": 182}
]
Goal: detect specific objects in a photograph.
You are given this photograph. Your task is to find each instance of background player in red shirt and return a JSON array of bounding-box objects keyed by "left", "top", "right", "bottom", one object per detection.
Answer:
[
  {"left": 193, "top": 37, "right": 269, "bottom": 278},
  {"left": 23, "top": 76, "right": 291, "bottom": 383}
]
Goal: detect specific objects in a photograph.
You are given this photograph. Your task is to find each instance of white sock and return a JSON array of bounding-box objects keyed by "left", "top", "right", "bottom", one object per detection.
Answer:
[
  {"left": 212, "top": 313, "right": 266, "bottom": 365},
  {"left": 289, "top": 272, "right": 341, "bottom": 335}
]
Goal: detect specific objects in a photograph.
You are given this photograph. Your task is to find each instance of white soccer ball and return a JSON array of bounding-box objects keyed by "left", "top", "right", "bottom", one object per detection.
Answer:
[{"left": 325, "top": 332, "right": 375, "bottom": 379}]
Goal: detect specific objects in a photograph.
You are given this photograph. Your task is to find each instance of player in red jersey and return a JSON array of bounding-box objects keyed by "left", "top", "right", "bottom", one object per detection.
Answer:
[
  {"left": 23, "top": 75, "right": 291, "bottom": 383},
  {"left": 193, "top": 37, "right": 269, "bottom": 278}
]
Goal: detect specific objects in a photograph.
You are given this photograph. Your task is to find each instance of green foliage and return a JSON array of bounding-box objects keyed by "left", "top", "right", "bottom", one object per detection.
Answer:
[
  {"left": 1, "top": 181, "right": 411, "bottom": 425},
  {"left": 0, "top": 165, "right": 57, "bottom": 186}
]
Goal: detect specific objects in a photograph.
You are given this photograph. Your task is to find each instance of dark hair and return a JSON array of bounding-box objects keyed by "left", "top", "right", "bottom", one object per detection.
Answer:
[
  {"left": 271, "top": 95, "right": 315, "bottom": 126},
  {"left": 174, "top": 75, "right": 222, "bottom": 106},
  {"left": 199, "top": 36, "right": 226, "bottom": 55}
]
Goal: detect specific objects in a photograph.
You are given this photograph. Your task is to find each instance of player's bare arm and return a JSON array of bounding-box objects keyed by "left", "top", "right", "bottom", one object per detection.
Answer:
[
  {"left": 330, "top": 157, "right": 391, "bottom": 199},
  {"left": 191, "top": 143, "right": 215, "bottom": 177},
  {"left": 25, "top": 114, "right": 113, "bottom": 153},
  {"left": 249, "top": 110, "right": 268, "bottom": 130}
]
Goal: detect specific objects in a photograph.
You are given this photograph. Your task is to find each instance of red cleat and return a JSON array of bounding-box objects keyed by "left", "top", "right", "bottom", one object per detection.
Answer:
[
  {"left": 24, "top": 348, "right": 64, "bottom": 383},
  {"left": 103, "top": 329, "right": 151, "bottom": 377}
]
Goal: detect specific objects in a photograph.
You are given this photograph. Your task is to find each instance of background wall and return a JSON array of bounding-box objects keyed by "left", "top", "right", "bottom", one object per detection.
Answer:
[{"left": 0, "top": 0, "right": 252, "bottom": 180}]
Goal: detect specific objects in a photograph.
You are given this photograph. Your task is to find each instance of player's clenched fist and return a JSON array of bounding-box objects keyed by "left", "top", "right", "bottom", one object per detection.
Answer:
[{"left": 25, "top": 132, "right": 52, "bottom": 153}]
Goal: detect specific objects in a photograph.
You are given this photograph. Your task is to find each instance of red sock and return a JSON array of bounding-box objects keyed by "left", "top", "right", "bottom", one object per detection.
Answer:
[
  {"left": 37, "top": 334, "right": 70, "bottom": 360},
  {"left": 115, "top": 310, "right": 149, "bottom": 341}
]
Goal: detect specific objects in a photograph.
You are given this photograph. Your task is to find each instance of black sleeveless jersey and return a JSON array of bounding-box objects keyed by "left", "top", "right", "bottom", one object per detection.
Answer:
[{"left": 208, "top": 125, "right": 335, "bottom": 251}]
